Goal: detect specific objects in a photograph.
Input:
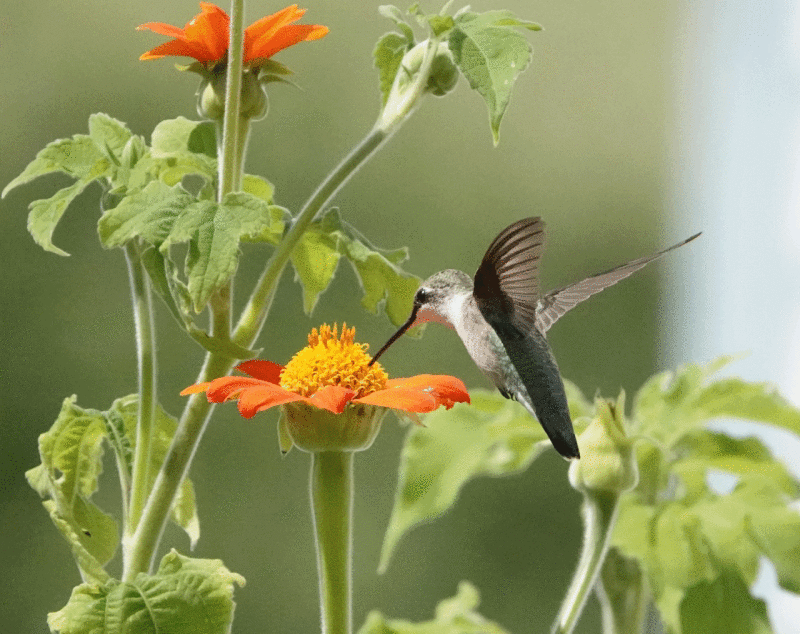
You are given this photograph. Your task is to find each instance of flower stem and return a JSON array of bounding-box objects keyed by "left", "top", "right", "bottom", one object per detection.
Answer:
[
  {"left": 310, "top": 451, "right": 353, "bottom": 634},
  {"left": 551, "top": 491, "right": 622, "bottom": 634},
  {"left": 232, "top": 126, "right": 387, "bottom": 346},
  {"left": 124, "top": 239, "right": 157, "bottom": 537},
  {"left": 218, "top": 0, "right": 245, "bottom": 198}
]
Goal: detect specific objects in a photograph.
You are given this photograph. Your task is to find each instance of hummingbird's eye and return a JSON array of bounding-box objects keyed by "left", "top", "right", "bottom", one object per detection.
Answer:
[{"left": 415, "top": 288, "right": 430, "bottom": 304}]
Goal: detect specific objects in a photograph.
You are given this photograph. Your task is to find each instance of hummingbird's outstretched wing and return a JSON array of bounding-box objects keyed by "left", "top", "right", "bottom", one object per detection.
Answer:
[
  {"left": 534, "top": 232, "right": 702, "bottom": 333},
  {"left": 473, "top": 217, "right": 580, "bottom": 459}
]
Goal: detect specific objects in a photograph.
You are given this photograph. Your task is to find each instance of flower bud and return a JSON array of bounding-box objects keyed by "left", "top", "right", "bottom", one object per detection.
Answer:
[
  {"left": 426, "top": 46, "right": 458, "bottom": 97},
  {"left": 568, "top": 396, "right": 638, "bottom": 495},
  {"left": 196, "top": 69, "right": 268, "bottom": 121},
  {"left": 281, "top": 402, "right": 388, "bottom": 453}
]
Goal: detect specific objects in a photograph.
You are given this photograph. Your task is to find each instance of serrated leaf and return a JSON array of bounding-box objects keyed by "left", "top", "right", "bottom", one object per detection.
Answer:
[
  {"left": 48, "top": 550, "right": 245, "bottom": 634},
  {"left": 358, "top": 581, "right": 509, "bottom": 634},
  {"left": 449, "top": 10, "right": 539, "bottom": 144},
  {"left": 379, "top": 388, "right": 591, "bottom": 572},
  {"left": 111, "top": 396, "right": 200, "bottom": 547},
  {"left": 168, "top": 193, "right": 286, "bottom": 311},
  {"left": 187, "top": 121, "right": 217, "bottom": 158},
  {"left": 375, "top": 32, "right": 413, "bottom": 105},
  {"left": 98, "top": 180, "right": 194, "bottom": 247},
  {"left": 88, "top": 113, "right": 133, "bottom": 161},
  {"left": 633, "top": 359, "right": 800, "bottom": 449},
  {"left": 290, "top": 208, "right": 420, "bottom": 325},
  {"left": 27, "top": 177, "right": 95, "bottom": 256},
  {"left": 26, "top": 396, "right": 119, "bottom": 576},
  {"left": 680, "top": 572, "right": 772, "bottom": 634},
  {"left": 3, "top": 135, "right": 107, "bottom": 197}
]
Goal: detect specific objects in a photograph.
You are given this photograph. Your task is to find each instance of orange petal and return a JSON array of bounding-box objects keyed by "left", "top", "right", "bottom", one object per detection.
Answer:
[
  {"left": 205, "top": 376, "right": 269, "bottom": 402},
  {"left": 356, "top": 387, "right": 438, "bottom": 412},
  {"left": 137, "top": 22, "right": 187, "bottom": 38},
  {"left": 386, "top": 374, "right": 470, "bottom": 408},
  {"left": 180, "top": 381, "right": 212, "bottom": 396},
  {"left": 246, "top": 24, "right": 329, "bottom": 62},
  {"left": 236, "top": 359, "right": 284, "bottom": 383},
  {"left": 236, "top": 384, "right": 305, "bottom": 418},
  {"left": 184, "top": 2, "right": 230, "bottom": 62},
  {"left": 309, "top": 385, "right": 357, "bottom": 414},
  {"left": 139, "top": 39, "right": 216, "bottom": 61},
  {"left": 245, "top": 5, "right": 305, "bottom": 43}
]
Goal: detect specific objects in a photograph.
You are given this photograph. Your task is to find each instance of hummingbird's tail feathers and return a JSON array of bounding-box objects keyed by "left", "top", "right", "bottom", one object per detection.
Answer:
[
  {"left": 534, "top": 231, "right": 702, "bottom": 334},
  {"left": 490, "top": 320, "right": 581, "bottom": 460}
]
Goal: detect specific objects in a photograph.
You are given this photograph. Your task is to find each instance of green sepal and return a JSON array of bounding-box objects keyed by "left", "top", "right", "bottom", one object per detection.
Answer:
[
  {"left": 449, "top": 10, "right": 542, "bottom": 145},
  {"left": 289, "top": 208, "right": 420, "bottom": 326},
  {"left": 277, "top": 411, "right": 294, "bottom": 456},
  {"left": 25, "top": 396, "right": 119, "bottom": 580},
  {"left": 358, "top": 581, "right": 509, "bottom": 634},
  {"left": 379, "top": 384, "right": 591, "bottom": 572},
  {"left": 47, "top": 550, "right": 245, "bottom": 634}
]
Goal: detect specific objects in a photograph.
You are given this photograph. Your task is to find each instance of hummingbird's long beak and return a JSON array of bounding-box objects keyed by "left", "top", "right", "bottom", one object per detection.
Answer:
[{"left": 368, "top": 303, "right": 420, "bottom": 366}]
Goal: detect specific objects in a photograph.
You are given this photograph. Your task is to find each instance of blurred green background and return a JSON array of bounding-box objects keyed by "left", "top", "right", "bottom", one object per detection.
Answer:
[{"left": 2, "top": 1, "right": 683, "bottom": 632}]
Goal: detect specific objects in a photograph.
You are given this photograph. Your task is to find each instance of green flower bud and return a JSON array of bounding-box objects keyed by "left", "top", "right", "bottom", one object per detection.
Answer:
[
  {"left": 568, "top": 396, "right": 638, "bottom": 495},
  {"left": 426, "top": 46, "right": 458, "bottom": 97},
  {"left": 196, "top": 68, "right": 268, "bottom": 121},
  {"left": 281, "top": 402, "right": 388, "bottom": 453}
]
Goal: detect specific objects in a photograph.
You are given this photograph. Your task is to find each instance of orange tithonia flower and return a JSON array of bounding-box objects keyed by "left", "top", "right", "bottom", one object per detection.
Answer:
[
  {"left": 182, "top": 324, "right": 470, "bottom": 452},
  {"left": 138, "top": 3, "right": 329, "bottom": 67}
]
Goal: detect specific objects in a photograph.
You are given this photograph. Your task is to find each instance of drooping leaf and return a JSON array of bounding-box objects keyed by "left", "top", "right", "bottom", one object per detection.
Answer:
[
  {"left": 48, "top": 550, "right": 245, "bottom": 634},
  {"left": 379, "top": 386, "right": 590, "bottom": 572},
  {"left": 27, "top": 177, "right": 98, "bottom": 256},
  {"left": 358, "top": 581, "right": 509, "bottom": 634},
  {"left": 449, "top": 10, "right": 541, "bottom": 144},
  {"left": 290, "top": 208, "right": 420, "bottom": 325},
  {"left": 25, "top": 396, "right": 119, "bottom": 580}
]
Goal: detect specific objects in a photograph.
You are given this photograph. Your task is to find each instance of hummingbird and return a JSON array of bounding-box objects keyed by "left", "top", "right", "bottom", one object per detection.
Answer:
[{"left": 369, "top": 217, "right": 701, "bottom": 460}]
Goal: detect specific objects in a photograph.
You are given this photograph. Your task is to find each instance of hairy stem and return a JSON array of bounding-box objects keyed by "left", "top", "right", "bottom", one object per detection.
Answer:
[
  {"left": 551, "top": 491, "right": 621, "bottom": 634},
  {"left": 124, "top": 239, "right": 157, "bottom": 538},
  {"left": 310, "top": 451, "right": 354, "bottom": 634}
]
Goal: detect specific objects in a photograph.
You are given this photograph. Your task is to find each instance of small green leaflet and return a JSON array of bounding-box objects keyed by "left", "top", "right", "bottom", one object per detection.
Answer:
[
  {"left": 379, "top": 383, "right": 590, "bottom": 572},
  {"left": 47, "top": 550, "right": 245, "bottom": 634},
  {"left": 290, "top": 208, "right": 420, "bottom": 326},
  {"left": 374, "top": 31, "right": 414, "bottom": 105},
  {"left": 449, "top": 10, "right": 542, "bottom": 145},
  {"left": 358, "top": 581, "right": 509, "bottom": 634}
]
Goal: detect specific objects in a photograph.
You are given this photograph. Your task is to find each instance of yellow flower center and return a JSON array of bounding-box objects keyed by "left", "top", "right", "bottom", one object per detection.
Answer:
[{"left": 280, "top": 323, "right": 388, "bottom": 398}]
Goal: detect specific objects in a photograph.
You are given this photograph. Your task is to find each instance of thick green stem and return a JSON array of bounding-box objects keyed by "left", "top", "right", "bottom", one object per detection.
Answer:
[
  {"left": 218, "top": 0, "right": 245, "bottom": 198},
  {"left": 551, "top": 491, "right": 621, "bottom": 634},
  {"left": 310, "top": 451, "right": 353, "bottom": 634},
  {"left": 124, "top": 240, "right": 158, "bottom": 537}
]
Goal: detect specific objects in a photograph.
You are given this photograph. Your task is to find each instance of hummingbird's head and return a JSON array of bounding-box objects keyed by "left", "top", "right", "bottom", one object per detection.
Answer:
[{"left": 369, "top": 269, "right": 472, "bottom": 365}]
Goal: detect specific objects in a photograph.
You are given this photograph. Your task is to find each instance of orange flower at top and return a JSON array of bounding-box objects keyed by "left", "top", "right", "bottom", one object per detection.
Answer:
[
  {"left": 138, "top": 3, "right": 329, "bottom": 66},
  {"left": 182, "top": 324, "right": 470, "bottom": 418}
]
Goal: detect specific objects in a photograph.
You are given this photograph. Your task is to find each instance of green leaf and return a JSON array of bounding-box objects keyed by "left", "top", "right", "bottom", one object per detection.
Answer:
[
  {"left": 27, "top": 177, "right": 96, "bottom": 256},
  {"left": 680, "top": 572, "right": 772, "bottom": 634},
  {"left": 379, "top": 388, "right": 591, "bottom": 572},
  {"left": 111, "top": 396, "right": 200, "bottom": 547},
  {"left": 26, "top": 396, "right": 119, "bottom": 579},
  {"left": 378, "top": 5, "right": 416, "bottom": 42},
  {"left": 358, "top": 581, "right": 509, "bottom": 634},
  {"left": 48, "top": 550, "right": 245, "bottom": 634},
  {"left": 187, "top": 121, "right": 217, "bottom": 158},
  {"left": 633, "top": 358, "right": 800, "bottom": 449},
  {"left": 150, "top": 117, "right": 217, "bottom": 183},
  {"left": 3, "top": 135, "right": 108, "bottom": 197},
  {"left": 98, "top": 180, "right": 194, "bottom": 247},
  {"left": 374, "top": 32, "right": 414, "bottom": 105},
  {"left": 449, "top": 10, "right": 541, "bottom": 144},
  {"left": 88, "top": 113, "right": 133, "bottom": 162},
  {"left": 242, "top": 173, "right": 275, "bottom": 202},
  {"left": 290, "top": 208, "right": 420, "bottom": 325}
]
